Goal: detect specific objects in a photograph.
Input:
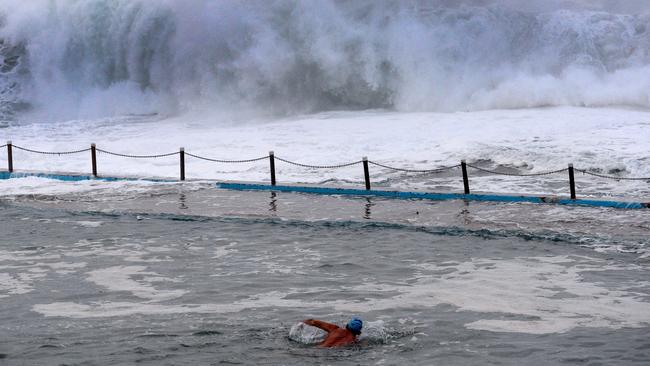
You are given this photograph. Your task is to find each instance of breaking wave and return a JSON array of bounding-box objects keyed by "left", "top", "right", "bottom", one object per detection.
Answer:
[{"left": 0, "top": 0, "right": 649, "bottom": 121}]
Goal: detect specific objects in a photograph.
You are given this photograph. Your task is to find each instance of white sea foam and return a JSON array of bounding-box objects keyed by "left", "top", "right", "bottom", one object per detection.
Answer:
[
  {"left": 0, "top": 247, "right": 91, "bottom": 297},
  {"left": 64, "top": 240, "right": 173, "bottom": 263},
  {"left": 0, "top": 251, "right": 61, "bottom": 262},
  {"left": 87, "top": 265, "right": 187, "bottom": 301},
  {"left": 62, "top": 220, "right": 103, "bottom": 228},
  {"left": 32, "top": 255, "right": 650, "bottom": 334},
  {"left": 0, "top": 176, "right": 175, "bottom": 197},
  {"left": 33, "top": 261, "right": 87, "bottom": 275},
  {"left": 32, "top": 301, "right": 238, "bottom": 318},
  {"left": 212, "top": 242, "right": 238, "bottom": 259},
  {"left": 288, "top": 322, "right": 327, "bottom": 345},
  {"left": 0, "top": 259, "right": 84, "bottom": 295},
  {"left": 0, "top": 271, "right": 44, "bottom": 297}
]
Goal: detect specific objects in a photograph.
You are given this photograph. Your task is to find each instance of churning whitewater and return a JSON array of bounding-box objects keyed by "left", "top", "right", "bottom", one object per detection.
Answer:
[{"left": 1, "top": 0, "right": 650, "bottom": 122}]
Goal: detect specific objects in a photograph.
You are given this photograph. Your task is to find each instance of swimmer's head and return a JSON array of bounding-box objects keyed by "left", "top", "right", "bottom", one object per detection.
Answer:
[{"left": 346, "top": 317, "right": 363, "bottom": 335}]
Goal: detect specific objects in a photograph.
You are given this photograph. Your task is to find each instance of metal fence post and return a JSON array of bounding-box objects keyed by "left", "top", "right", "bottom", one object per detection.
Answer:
[
  {"left": 461, "top": 160, "right": 470, "bottom": 194},
  {"left": 180, "top": 147, "right": 185, "bottom": 181},
  {"left": 568, "top": 163, "right": 576, "bottom": 199},
  {"left": 362, "top": 156, "right": 371, "bottom": 190},
  {"left": 269, "top": 151, "right": 276, "bottom": 186},
  {"left": 6, "top": 141, "right": 13, "bottom": 172},
  {"left": 91, "top": 143, "right": 97, "bottom": 177}
]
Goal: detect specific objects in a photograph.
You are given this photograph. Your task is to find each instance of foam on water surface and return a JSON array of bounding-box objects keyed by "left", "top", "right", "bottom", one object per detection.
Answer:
[
  {"left": 87, "top": 266, "right": 187, "bottom": 302},
  {"left": 29, "top": 255, "right": 650, "bottom": 335},
  {"left": 0, "top": 272, "right": 43, "bottom": 298}
]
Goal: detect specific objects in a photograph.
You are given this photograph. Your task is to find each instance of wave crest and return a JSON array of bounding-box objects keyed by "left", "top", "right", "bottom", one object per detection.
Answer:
[{"left": 0, "top": 1, "right": 649, "bottom": 121}]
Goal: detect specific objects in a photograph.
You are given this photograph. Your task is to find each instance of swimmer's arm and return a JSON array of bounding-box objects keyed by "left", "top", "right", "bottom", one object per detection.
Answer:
[{"left": 303, "top": 319, "right": 339, "bottom": 332}]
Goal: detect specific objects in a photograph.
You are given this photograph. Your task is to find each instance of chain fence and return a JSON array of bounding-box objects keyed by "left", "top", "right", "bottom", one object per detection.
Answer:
[
  {"left": 2, "top": 143, "right": 650, "bottom": 190},
  {"left": 13, "top": 145, "right": 91, "bottom": 155},
  {"left": 185, "top": 152, "right": 269, "bottom": 163},
  {"left": 575, "top": 168, "right": 650, "bottom": 181},
  {"left": 369, "top": 161, "right": 461, "bottom": 174},
  {"left": 96, "top": 148, "right": 178, "bottom": 159},
  {"left": 275, "top": 156, "right": 362, "bottom": 169},
  {"left": 466, "top": 163, "right": 569, "bottom": 177}
]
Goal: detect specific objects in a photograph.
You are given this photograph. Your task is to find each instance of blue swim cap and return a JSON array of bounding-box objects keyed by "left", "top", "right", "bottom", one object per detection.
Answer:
[{"left": 346, "top": 318, "right": 363, "bottom": 335}]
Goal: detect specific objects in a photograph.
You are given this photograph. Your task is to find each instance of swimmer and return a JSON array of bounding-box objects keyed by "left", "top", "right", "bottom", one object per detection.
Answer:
[{"left": 303, "top": 317, "right": 363, "bottom": 347}]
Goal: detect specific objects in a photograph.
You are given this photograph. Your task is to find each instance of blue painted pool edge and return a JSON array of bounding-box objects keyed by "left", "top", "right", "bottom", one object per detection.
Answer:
[
  {"left": 0, "top": 170, "right": 176, "bottom": 183},
  {"left": 1, "top": 171, "right": 647, "bottom": 209},
  {"left": 215, "top": 182, "right": 650, "bottom": 210}
]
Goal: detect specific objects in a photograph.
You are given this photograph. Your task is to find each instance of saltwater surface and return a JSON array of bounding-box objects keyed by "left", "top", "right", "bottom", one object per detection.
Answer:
[{"left": 1, "top": 184, "right": 650, "bottom": 365}]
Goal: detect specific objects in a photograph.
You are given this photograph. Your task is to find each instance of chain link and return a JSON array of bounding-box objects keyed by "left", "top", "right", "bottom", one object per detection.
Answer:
[
  {"left": 575, "top": 168, "right": 650, "bottom": 181},
  {"left": 12, "top": 145, "right": 91, "bottom": 155},
  {"left": 275, "top": 156, "right": 362, "bottom": 169},
  {"left": 185, "top": 152, "right": 269, "bottom": 163},
  {"left": 466, "top": 163, "right": 568, "bottom": 176},
  {"left": 369, "top": 161, "right": 461, "bottom": 173},
  {"left": 96, "top": 148, "right": 178, "bottom": 159}
]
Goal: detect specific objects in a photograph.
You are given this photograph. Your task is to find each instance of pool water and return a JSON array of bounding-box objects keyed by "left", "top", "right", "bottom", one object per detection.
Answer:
[{"left": 1, "top": 185, "right": 649, "bottom": 365}]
